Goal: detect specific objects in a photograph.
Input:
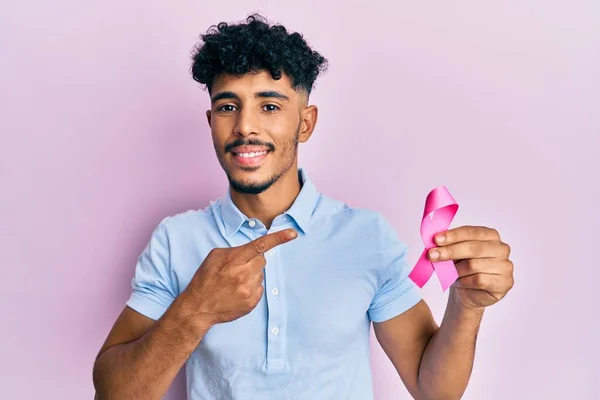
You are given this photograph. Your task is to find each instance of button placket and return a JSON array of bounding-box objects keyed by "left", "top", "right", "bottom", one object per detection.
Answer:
[{"left": 264, "top": 231, "right": 286, "bottom": 368}]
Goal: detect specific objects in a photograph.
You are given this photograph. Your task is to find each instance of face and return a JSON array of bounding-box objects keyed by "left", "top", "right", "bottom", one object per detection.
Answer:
[{"left": 206, "top": 70, "right": 317, "bottom": 194}]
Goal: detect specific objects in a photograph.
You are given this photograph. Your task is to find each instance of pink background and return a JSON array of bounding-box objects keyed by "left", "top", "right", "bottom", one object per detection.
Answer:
[{"left": 2, "top": 1, "right": 599, "bottom": 399}]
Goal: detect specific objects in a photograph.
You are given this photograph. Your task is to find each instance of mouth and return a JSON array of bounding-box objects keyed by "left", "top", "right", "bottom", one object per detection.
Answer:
[{"left": 230, "top": 146, "right": 272, "bottom": 166}]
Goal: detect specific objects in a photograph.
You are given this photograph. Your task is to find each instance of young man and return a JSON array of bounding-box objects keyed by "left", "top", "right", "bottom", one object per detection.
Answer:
[{"left": 93, "top": 14, "right": 514, "bottom": 400}]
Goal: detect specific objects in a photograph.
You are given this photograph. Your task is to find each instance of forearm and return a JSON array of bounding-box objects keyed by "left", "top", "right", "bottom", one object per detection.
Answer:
[
  {"left": 417, "top": 290, "right": 484, "bottom": 400},
  {"left": 93, "top": 291, "right": 213, "bottom": 399}
]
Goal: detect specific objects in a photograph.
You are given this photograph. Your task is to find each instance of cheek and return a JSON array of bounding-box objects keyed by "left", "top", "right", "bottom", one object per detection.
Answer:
[
  {"left": 269, "top": 117, "right": 299, "bottom": 145},
  {"left": 211, "top": 120, "right": 230, "bottom": 146}
]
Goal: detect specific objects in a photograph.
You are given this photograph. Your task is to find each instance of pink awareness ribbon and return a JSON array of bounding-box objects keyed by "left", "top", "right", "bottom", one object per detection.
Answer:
[{"left": 409, "top": 186, "right": 459, "bottom": 291}]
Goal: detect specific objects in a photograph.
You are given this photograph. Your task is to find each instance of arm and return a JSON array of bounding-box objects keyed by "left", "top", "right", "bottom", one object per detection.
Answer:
[
  {"left": 92, "top": 291, "right": 213, "bottom": 400},
  {"left": 374, "top": 225, "right": 513, "bottom": 400},
  {"left": 93, "top": 228, "right": 298, "bottom": 399},
  {"left": 373, "top": 293, "right": 483, "bottom": 400}
]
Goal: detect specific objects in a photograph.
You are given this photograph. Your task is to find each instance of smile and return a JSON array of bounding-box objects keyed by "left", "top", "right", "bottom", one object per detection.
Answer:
[
  {"left": 232, "top": 151, "right": 269, "bottom": 158},
  {"left": 231, "top": 150, "right": 271, "bottom": 166}
]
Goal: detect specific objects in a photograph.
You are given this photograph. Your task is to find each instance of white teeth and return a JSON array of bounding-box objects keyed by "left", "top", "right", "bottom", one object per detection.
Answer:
[{"left": 237, "top": 151, "right": 268, "bottom": 158}]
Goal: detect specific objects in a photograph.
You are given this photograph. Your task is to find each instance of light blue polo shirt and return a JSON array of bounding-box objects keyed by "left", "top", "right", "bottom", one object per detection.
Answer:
[{"left": 126, "top": 168, "right": 422, "bottom": 400}]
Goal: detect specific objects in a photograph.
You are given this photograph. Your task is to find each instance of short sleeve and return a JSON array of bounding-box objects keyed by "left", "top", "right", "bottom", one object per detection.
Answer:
[
  {"left": 368, "top": 213, "right": 422, "bottom": 323},
  {"left": 126, "top": 217, "right": 177, "bottom": 321}
]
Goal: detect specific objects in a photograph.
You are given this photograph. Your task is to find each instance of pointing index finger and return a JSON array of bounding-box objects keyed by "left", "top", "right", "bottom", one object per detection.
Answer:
[{"left": 236, "top": 229, "right": 298, "bottom": 261}]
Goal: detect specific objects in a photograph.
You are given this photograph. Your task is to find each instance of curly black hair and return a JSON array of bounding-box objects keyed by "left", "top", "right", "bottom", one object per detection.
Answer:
[{"left": 191, "top": 14, "right": 328, "bottom": 96}]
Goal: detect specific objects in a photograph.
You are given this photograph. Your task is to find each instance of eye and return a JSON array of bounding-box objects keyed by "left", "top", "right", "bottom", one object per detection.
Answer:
[
  {"left": 263, "top": 104, "right": 280, "bottom": 112},
  {"left": 217, "top": 104, "right": 237, "bottom": 112}
]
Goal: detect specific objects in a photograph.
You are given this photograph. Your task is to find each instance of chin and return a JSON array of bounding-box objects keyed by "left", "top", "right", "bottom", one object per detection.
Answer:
[
  {"left": 229, "top": 177, "right": 274, "bottom": 195},
  {"left": 225, "top": 166, "right": 272, "bottom": 194}
]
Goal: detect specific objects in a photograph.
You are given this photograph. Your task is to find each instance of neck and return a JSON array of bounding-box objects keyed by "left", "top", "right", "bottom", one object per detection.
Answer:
[{"left": 229, "top": 166, "right": 302, "bottom": 229}]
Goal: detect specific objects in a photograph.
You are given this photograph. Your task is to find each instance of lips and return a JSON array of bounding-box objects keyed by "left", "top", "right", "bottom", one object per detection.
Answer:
[
  {"left": 230, "top": 146, "right": 271, "bottom": 166},
  {"left": 230, "top": 145, "right": 271, "bottom": 154}
]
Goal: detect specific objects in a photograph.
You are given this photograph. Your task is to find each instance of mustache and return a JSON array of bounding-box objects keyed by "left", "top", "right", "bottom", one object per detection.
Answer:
[{"left": 225, "top": 138, "right": 275, "bottom": 153}]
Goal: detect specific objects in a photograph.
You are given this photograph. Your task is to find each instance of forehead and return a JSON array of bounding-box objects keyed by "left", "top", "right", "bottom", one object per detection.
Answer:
[{"left": 211, "top": 70, "right": 298, "bottom": 98}]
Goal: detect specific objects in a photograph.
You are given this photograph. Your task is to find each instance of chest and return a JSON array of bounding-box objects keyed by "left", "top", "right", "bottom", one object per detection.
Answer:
[{"left": 178, "top": 233, "right": 379, "bottom": 364}]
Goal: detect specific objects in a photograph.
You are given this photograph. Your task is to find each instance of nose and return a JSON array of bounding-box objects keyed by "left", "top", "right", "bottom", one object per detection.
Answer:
[{"left": 233, "top": 105, "right": 260, "bottom": 137}]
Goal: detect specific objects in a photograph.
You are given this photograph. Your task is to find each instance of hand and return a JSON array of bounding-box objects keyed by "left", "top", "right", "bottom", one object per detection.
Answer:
[
  {"left": 187, "top": 228, "right": 298, "bottom": 325},
  {"left": 428, "top": 226, "right": 514, "bottom": 309}
]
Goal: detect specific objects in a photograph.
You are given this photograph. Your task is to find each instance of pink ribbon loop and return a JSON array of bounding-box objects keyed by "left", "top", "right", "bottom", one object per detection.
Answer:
[{"left": 409, "top": 186, "right": 459, "bottom": 291}]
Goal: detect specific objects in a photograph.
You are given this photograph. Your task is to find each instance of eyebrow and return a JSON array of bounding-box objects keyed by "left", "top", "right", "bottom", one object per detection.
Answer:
[{"left": 210, "top": 90, "right": 290, "bottom": 104}]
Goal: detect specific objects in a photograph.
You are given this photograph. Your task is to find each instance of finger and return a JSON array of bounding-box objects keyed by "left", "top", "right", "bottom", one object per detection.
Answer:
[
  {"left": 453, "top": 273, "right": 514, "bottom": 295},
  {"left": 243, "top": 254, "right": 267, "bottom": 275},
  {"left": 452, "top": 273, "right": 506, "bottom": 292},
  {"left": 434, "top": 225, "right": 501, "bottom": 246},
  {"left": 230, "top": 263, "right": 264, "bottom": 288},
  {"left": 428, "top": 240, "right": 510, "bottom": 262},
  {"left": 236, "top": 265, "right": 264, "bottom": 287},
  {"left": 452, "top": 287, "right": 502, "bottom": 308},
  {"left": 455, "top": 259, "right": 514, "bottom": 277},
  {"left": 244, "top": 272, "right": 265, "bottom": 302},
  {"left": 236, "top": 229, "right": 298, "bottom": 261},
  {"left": 251, "top": 269, "right": 265, "bottom": 287}
]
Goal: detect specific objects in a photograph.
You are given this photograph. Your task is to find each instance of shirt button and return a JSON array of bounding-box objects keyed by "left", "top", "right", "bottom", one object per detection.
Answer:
[
  {"left": 268, "top": 250, "right": 275, "bottom": 256},
  {"left": 278, "top": 216, "right": 286, "bottom": 221},
  {"left": 272, "top": 327, "right": 279, "bottom": 335},
  {"left": 272, "top": 288, "right": 279, "bottom": 296},
  {"left": 248, "top": 220, "right": 256, "bottom": 228}
]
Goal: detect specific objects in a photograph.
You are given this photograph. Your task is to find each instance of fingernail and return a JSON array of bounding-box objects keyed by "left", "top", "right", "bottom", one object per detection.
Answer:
[
  {"left": 286, "top": 230, "right": 298, "bottom": 239},
  {"left": 429, "top": 250, "right": 440, "bottom": 260},
  {"left": 435, "top": 235, "right": 446, "bottom": 244}
]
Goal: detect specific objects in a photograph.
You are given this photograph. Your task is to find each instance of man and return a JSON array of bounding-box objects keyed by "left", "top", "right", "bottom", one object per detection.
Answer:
[{"left": 93, "top": 14, "right": 514, "bottom": 400}]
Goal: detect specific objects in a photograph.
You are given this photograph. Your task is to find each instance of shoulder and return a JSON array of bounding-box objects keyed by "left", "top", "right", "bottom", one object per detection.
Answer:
[
  {"left": 156, "top": 199, "right": 222, "bottom": 236},
  {"left": 314, "top": 193, "right": 394, "bottom": 237}
]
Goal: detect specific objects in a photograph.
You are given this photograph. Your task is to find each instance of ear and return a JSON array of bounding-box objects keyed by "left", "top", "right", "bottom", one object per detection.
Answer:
[
  {"left": 206, "top": 110, "right": 212, "bottom": 127},
  {"left": 298, "top": 105, "right": 318, "bottom": 143}
]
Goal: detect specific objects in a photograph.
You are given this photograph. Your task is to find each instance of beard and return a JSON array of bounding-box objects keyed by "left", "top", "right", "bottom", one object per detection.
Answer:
[{"left": 222, "top": 123, "right": 301, "bottom": 195}]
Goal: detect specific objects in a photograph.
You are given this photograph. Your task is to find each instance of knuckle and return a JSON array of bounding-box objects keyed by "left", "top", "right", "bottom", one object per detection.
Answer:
[
  {"left": 252, "top": 239, "right": 267, "bottom": 254},
  {"left": 490, "top": 228, "right": 500, "bottom": 240},
  {"left": 234, "top": 273, "right": 246, "bottom": 285},
  {"left": 481, "top": 258, "right": 491, "bottom": 269},
  {"left": 255, "top": 269, "right": 265, "bottom": 281},
  {"left": 247, "top": 258, "right": 264, "bottom": 272},
  {"left": 223, "top": 250, "right": 236, "bottom": 263},
  {"left": 255, "top": 255, "right": 266, "bottom": 268},
  {"left": 507, "top": 260, "right": 514, "bottom": 273},
  {"left": 237, "top": 285, "right": 252, "bottom": 299},
  {"left": 208, "top": 248, "right": 222, "bottom": 258},
  {"left": 483, "top": 258, "right": 496, "bottom": 273},
  {"left": 247, "top": 289, "right": 261, "bottom": 306},
  {"left": 467, "top": 226, "right": 480, "bottom": 240},
  {"left": 274, "top": 233, "right": 284, "bottom": 245},
  {"left": 474, "top": 274, "right": 486, "bottom": 287},
  {"left": 278, "top": 230, "right": 290, "bottom": 243},
  {"left": 212, "top": 247, "right": 234, "bottom": 263},
  {"left": 255, "top": 284, "right": 264, "bottom": 298},
  {"left": 467, "top": 258, "right": 481, "bottom": 272},
  {"left": 469, "top": 241, "right": 482, "bottom": 256},
  {"left": 256, "top": 289, "right": 265, "bottom": 303}
]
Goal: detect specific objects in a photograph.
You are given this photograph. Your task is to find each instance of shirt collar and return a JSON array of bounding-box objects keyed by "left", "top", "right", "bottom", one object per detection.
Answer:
[{"left": 220, "top": 168, "right": 320, "bottom": 237}]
